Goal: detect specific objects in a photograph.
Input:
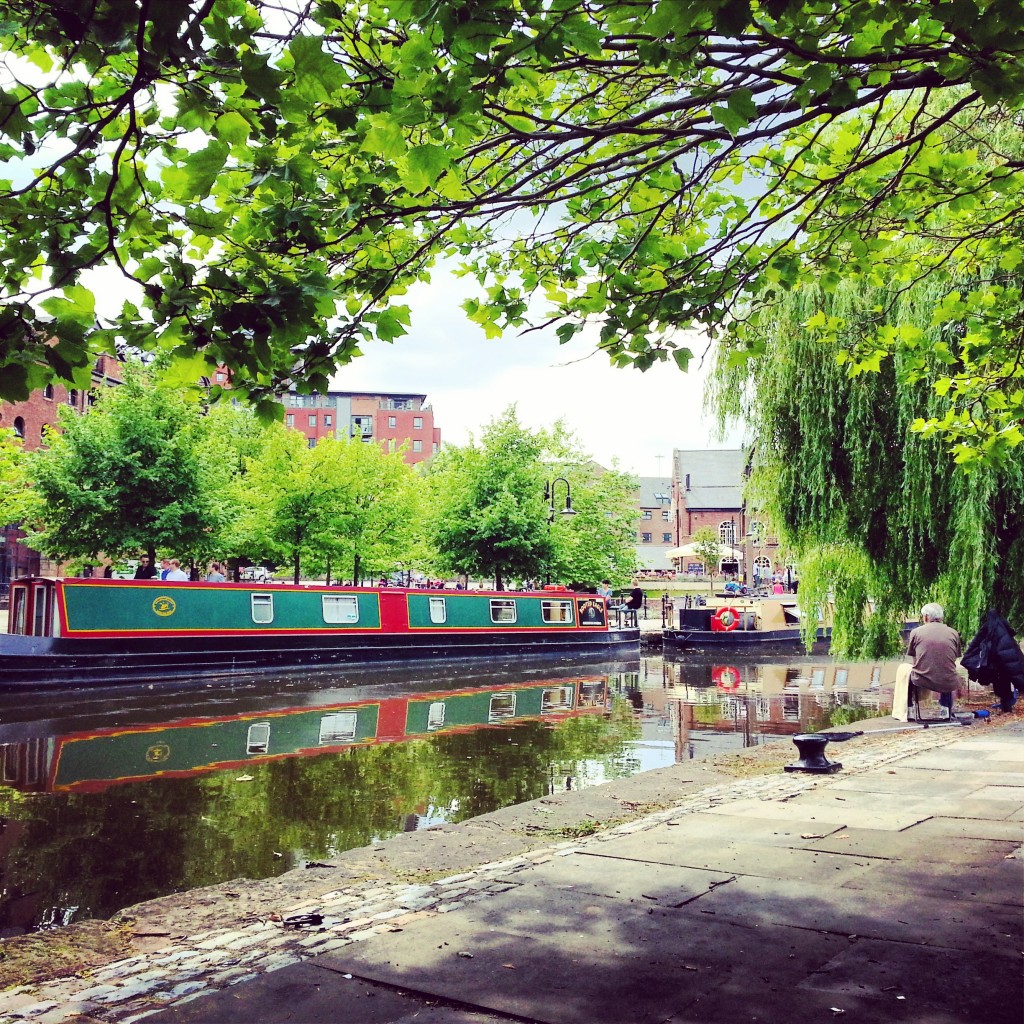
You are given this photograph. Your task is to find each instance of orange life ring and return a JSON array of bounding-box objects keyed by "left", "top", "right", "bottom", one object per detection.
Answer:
[
  {"left": 713, "top": 665, "right": 742, "bottom": 690},
  {"left": 711, "top": 606, "right": 741, "bottom": 632}
]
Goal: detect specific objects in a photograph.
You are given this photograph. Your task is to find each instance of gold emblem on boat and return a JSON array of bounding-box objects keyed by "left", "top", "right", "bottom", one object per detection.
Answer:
[
  {"left": 152, "top": 596, "right": 176, "bottom": 617},
  {"left": 146, "top": 744, "right": 171, "bottom": 763}
]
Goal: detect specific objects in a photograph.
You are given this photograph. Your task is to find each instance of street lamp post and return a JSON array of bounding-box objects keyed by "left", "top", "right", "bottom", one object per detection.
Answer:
[{"left": 545, "top": 477, "right": 576, "bottom": 524}]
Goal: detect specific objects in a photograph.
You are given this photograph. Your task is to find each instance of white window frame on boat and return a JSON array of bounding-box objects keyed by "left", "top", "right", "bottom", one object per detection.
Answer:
[
  {"left": 541, "top": 685, "right": 575, "bottom": 712},
  {"left": 428, "top": 596, "right": 447, "bottom": 624},
  {"left": 246, "top": 722, "right": 270, "bottom": 754},
  {"left": 490, "top": 599, "right": 516, "bottom": 624},
  {"left": 427, "top": 701, "right": 446, "bottom": 730},
  {"left": 318, "top": 712, "right": 359, "bottom": 744},
  {"left": 488, "top": 692, "right": 517, "bottom": 722},
  {"left": 251, "top": 593, "right": 274, "bottom": 624},
  {"left": 322, "top": 594, "right": 359, "bottom": 624},
  {"left": 541, "top": 599, "right": 574, "bottom": 624}
]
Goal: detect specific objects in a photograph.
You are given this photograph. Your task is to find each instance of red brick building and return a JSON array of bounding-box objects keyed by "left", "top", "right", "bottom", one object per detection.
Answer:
[
  {"left": 0, "top": 355, "right": 124, "bottom": 591},
  {"left": 283, "top": 390, "right": 441, "bottom": 466},
  {"left": 670, "top": 448, "right": 782, "bottom": 583}
]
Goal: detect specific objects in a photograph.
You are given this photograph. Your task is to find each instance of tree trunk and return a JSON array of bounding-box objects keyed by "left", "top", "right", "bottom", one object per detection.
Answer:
[
  {"left": 496, "top": 570, "right": 504, "bottom": 591},
  {"left": 353, "top": 553, "right": 361, "bottom": 586},
  {"left": 293, "top": 551, "right": 300, "bottom": 585}
]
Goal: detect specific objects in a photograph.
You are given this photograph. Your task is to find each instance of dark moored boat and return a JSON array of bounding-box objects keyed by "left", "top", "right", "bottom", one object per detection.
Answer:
[
  {"left": 1, "top": 577, "right": 638, "bottom": 687},
  {"left": 662, "top": 598, "right": 830, "bottom": 650}
]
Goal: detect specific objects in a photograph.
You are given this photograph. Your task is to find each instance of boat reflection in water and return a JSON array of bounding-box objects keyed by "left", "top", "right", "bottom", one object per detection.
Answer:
[{"left": 0, "top": 669, "right": 619, "bottom": 795}]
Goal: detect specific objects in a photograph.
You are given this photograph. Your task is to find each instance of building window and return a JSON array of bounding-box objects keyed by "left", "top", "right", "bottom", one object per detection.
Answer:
[
  {"left": 324, "top": 414, "right": 332, "bottom": 427},
  {"left": 719, "top": 520, "right": 736, "bottom": 545},
  {"left": 662, "top": 510, "right": 670, "bottom": 520},
  {"left": 12, "top": 417, "right": 24, "bottom": 438},
  {"left": 251, "top": 594, "right": 274, "bottom": 624},
  {"left": 388, "top": 415, "right": 397, "bottom": 428},
  {"left": 654, "top": 492, "right": 670, "bottom": 504},
  {"left": 428, "top": 596, "right": 446, "bottom": 623},
  {"left": 308, "top": 414, "right": 316, "bottom": 427},
  {"left": 318, "top": 713, "right": 358, "bottom": 743},
  {"left": 432, "top": 442, "right": 439, "bottom": 453},
  {"left": 750, "top": 521, "right": 767, "bottom": 545},
  {"left": 413, "top": 416, "right": 423, "bottom": 429},
  {"left": 308, "top": 438, "right": 316, "bottom": 448},
  {"left": 67, "top": 390, "right": 77, "bottom": 407},
  {"left": 663, "top": 533, "right": 672, "bottom": 543},
  {"left": 286, "top": 414, "right": 294, "bottom": 427},
  {"left": 641, "top": 511, "right": 652, "bottom": 520},
  {"left": 388, "top": 439, "right": 396, "bottom": 452},
  {"left": 322, "top": 594, "right": 359, "bottom": 623},
  {"left": 43, "top": 384, "right": 54, "bottom": 400},
  {"left": 642, "top": 532, "right": 652, "bottom": 543},
  {"left": 490, "top": 599, "right": 517, "bottom": 623},
  {"left": 412, "top": 439, "right": 423, "bottom": 452},
  {"left": 541, "top": 599, "right": 574, "bottom": 623},
  {"left": 216, "top": 372, "right": 226, "bottom": 382}
]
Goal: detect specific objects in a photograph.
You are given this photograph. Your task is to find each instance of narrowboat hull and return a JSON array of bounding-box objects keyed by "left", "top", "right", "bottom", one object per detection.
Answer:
[{"left": 1, "top": 578, "right": 639, "bottom": 688}]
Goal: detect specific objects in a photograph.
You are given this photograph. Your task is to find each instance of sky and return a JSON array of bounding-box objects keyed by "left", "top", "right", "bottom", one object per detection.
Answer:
[{"left": 332, "top": 266, "right": 745, "bottom": 479}]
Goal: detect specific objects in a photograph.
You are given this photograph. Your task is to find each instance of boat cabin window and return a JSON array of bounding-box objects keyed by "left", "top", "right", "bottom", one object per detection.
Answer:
[
  {"left": 251, "top": 594, "right": 274, "bottom": 624},
  {"left": 541, "top": 599, "right": 574, "bottom": 624},
  {"left": 10, "top": 588, "right": 26, "bottom": 635},
  {"left": 488, "top": 692, "right": 517, "bottom": 722},
  {"left": 427, "top": 702, "right": 446, "bottom": 730},
  {"left": 541, "top": 686, "right": 575, "bottom": 712},
  {"left": 489, "top": 599, "right": 516, "bottom": 624},
  {"left": 322, "top": 594, "right": 359, "bottom": 624},
  {"left": 246, "top": 723, "right": 271, "bottom": 754},
  {"left": 318, "top": 713, "right": 358, "bottom": 744},
  {"left": 428, "top": 596, "right": 446, "bottom": 624},
  {"left": 33, "top": 584, "right": 50, "bottom": 636}
]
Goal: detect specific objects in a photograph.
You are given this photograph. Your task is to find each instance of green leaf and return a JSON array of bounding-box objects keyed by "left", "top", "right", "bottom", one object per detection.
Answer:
[{"left": 213, "top": 111, "right": 251, "bottom": 146}]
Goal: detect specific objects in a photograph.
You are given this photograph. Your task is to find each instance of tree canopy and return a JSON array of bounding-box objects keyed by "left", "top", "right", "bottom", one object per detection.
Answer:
[{"left": 4, "top": 1, "right": 1024, "bottom": 451}]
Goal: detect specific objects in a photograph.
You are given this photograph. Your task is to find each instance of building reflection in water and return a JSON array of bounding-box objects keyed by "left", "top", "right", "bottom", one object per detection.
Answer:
[{"left": 613, "top": 654, "right": 903, "bottom": 763}]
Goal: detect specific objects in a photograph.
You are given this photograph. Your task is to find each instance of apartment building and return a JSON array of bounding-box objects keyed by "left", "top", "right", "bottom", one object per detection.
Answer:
[{"left": 283, "top": 390, "right": 441, "bottom": 466}]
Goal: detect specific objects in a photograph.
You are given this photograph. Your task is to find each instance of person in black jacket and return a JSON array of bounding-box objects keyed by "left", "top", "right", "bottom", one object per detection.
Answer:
[{"left": 961, "top": 609, "right": 1024, "bottom": 713}]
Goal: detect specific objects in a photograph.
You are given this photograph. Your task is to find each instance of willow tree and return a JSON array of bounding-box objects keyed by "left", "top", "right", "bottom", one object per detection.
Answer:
[{"left": 712, "top": 274, "right": 1024, "bottom": 656}]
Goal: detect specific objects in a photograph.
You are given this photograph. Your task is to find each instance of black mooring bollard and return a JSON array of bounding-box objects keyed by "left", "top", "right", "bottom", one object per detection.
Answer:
[{"left": 784, "top": 733, "right": 843, "bottom": 774}]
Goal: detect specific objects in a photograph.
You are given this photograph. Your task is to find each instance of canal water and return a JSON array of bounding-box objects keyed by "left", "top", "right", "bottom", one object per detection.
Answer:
[{"left": 0, "top": 651, "right": 905, "bottom": 935}]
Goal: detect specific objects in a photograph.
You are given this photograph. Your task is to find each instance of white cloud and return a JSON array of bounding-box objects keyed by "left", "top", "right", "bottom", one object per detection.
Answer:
[{"left": 333, "top": 267, "right": 744, "bottom": 476}]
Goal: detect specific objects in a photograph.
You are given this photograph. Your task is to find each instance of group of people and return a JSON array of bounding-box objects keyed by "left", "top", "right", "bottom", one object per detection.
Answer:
[
  {"left": 133, "top": 557, "right": 226, "bottom": 582},
  {"left": 906, "top": 603, "right": 1022, "bottom": 717}
]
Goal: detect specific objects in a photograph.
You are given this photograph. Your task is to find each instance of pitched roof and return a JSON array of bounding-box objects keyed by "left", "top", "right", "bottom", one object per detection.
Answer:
[
  {"left": 636, "top": 476, "right": 672, "bottom": 507},
  {"left": 674, "top": 449, "right": 746, "bottom": 509}
]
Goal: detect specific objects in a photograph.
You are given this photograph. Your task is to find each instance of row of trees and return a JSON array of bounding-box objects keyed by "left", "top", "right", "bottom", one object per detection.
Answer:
[{"left": 1, "top": 366, "right": 640, "bottom": 589}]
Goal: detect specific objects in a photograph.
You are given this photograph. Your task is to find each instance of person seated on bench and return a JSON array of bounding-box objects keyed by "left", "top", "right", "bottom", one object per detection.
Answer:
[
  {"left": 905, "top": 602, "right": 962, "bottom": 720},
  {"left": 613, "top": 586, "right": 644, "bottom": 626}
]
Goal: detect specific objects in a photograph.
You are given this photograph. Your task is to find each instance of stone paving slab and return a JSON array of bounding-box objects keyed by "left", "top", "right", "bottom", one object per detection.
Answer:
[
  {"left": 837, "top": 853, "right": 1024, "bottom": 906},
  {"left": 896, "top": 814, "right": 1024, "bottom": 842},
  {"left": 578, "top": 830, "right": 880, "bottom": 886},
  {"left": 805, "top": 825, "right": 1021, "bottom": 863},
  {"left": 798, "top": 937, "right": 1024, "bottom": 1024},
  {"left": 687, "top": 871, "right": 1023, "bottom": 952},
  {"left": 704, "top": 794, "right": 940, "bottom": 831},
  {"left": 492, "top": 851, "right": 734, "bottom": 905},
  {"left": 146, "top": 961, "right": 519, "bottom": 1024},
  {"left": 318, "top": 886, "right": 851, "bottom": 1024}
]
